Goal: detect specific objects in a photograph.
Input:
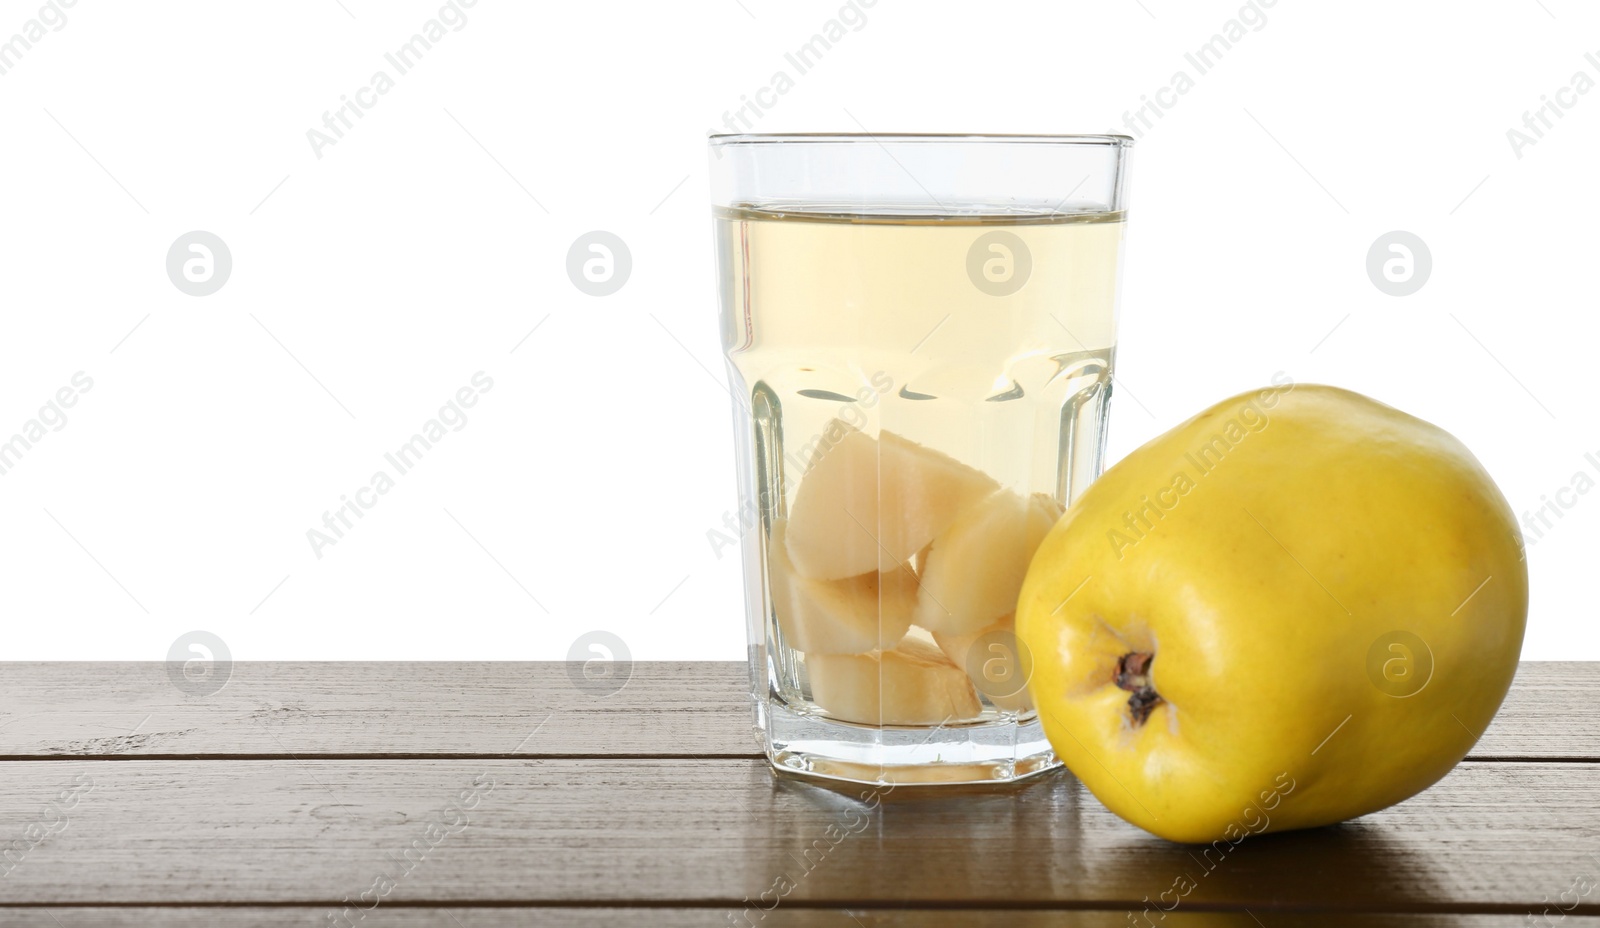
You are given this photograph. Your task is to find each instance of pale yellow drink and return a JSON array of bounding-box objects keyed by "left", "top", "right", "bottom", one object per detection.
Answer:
[{"left": 716, "top": 207, "right": 1123, "bottom": 748}]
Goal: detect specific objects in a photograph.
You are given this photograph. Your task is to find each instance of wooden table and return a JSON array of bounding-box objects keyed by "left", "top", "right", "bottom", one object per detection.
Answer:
[{"left": 1, "top": 662, "right": 1596, "bottom": 925}]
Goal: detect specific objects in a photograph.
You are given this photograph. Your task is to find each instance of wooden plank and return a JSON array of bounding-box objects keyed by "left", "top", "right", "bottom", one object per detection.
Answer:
[
  {"left": 0, "top": 758, "right": 1596, "bottom": 910},
  {"left": 0, "top": 910, "right": 1590, "bottom": 927},
  {"left": 0, "top": 662, "right": 756, "bottom": 758},
  {"left": 0, "top": 662, "right": 1590, "bottom": 760},
  {"left": 1479, "top": 661, "right": 1600, "bottom": 758}
]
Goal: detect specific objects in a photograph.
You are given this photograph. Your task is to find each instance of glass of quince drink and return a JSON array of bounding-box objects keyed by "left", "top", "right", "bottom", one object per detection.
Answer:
[{"left": 709, "top": 133, "right": 1132, "bottom": 785}]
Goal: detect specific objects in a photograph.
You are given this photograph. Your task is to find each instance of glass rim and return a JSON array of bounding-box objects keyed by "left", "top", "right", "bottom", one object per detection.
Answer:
[{"left": 707, "top": 132, "right": 1134, "bottom": 148}]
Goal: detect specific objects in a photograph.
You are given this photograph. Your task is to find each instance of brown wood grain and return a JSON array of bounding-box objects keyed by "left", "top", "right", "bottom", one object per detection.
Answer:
[
  {"left": 0, "top": 910, "right": 1590, "bottom": 927},
  {"left": 0, "top": 662, "right": 1588, "bottom": 759},
  {"left": 0, "top": 661, "right": 756, "bottom": 758},
  {"left": 0, "top": 757, "right": 1597, "bottom": 910}
]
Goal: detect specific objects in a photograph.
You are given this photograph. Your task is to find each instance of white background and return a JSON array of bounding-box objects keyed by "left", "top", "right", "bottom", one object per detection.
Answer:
[{"left": 0, "top": 0, "right": 1594, "bottom": 661}]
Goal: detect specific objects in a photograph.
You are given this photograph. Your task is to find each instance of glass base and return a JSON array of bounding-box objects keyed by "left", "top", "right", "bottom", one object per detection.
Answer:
[{"left": 763, "top": 699, "right": 1061, "bottom": 786}]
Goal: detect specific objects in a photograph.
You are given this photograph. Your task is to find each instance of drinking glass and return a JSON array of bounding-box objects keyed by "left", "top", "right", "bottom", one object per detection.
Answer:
[{"left": 710, "top": 133, "right": 1132, "bottom": 785}]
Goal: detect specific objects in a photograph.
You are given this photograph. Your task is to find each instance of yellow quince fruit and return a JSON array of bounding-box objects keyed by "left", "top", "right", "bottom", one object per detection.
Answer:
[{"left": 1016, "top": 382, "right": 1528, "bottom": 843}]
